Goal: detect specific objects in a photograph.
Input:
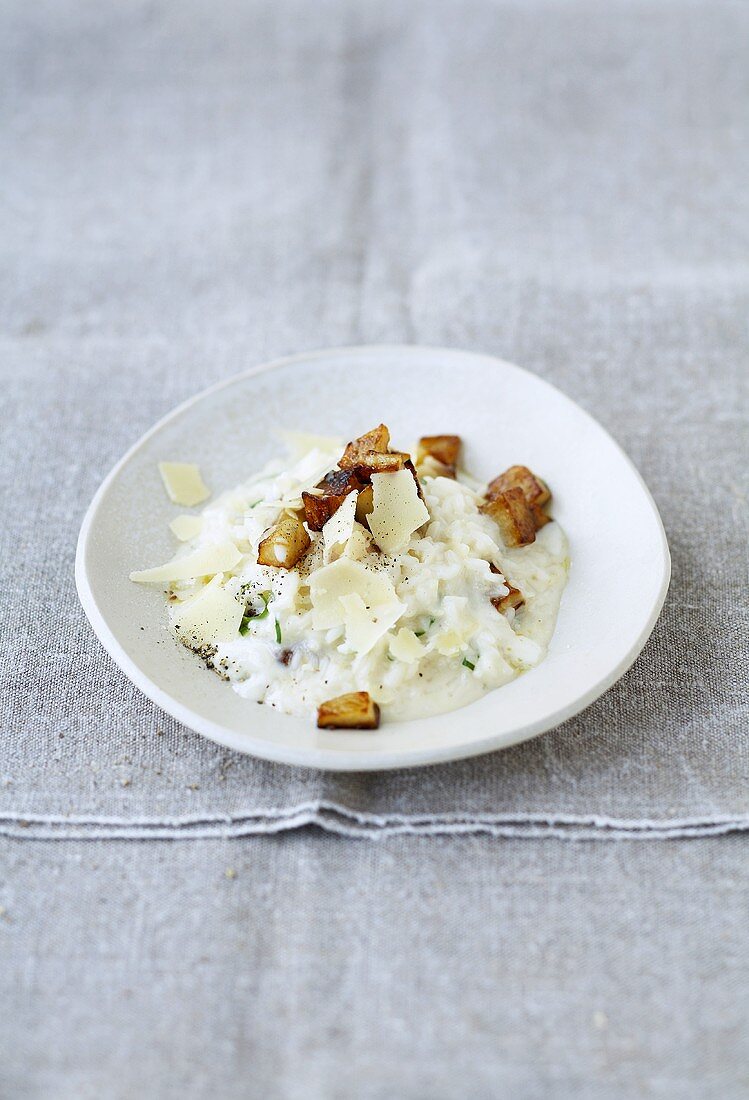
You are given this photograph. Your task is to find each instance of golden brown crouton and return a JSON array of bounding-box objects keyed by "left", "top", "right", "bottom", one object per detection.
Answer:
[
  {"left": 339, "top": 424, "right": 391, "bottom": 469},
  {"left": 416, "top": 455, "right": 454, "bottom": 479},
  {"left": 488, "top": 562, "right": 525, "bottom": 612},
  {"left": 257, "top": 511, "right": 311, "bottom": 569},
  {"left": 404, "top": 458, "right": 426, "bottom": 502},
  {"left": 317, "top": 691, "right": 381, "bottom": 730},
  {"left": 350, "top": 450, "right": 410, "bottom": 474},
  {"left": 487, "top": 465, "right": 551, "bottom": 508},
  {"left": 302, "top": 468, "right": 365, "bottom": 531},
  {"left": 417, "top": 435, "right": 462, "bottom": 478},
  {"left": 481, "top": 488, "right": 537, "bottom": 547},
  {"left": 491, "top": 584, "right": 525, "bottom": 614},
  {"left": 486, "top": 465, "right": 552, "bottom": 533},
  {"left": 355, "top": 483, "right": 374, "bottom": 525}
]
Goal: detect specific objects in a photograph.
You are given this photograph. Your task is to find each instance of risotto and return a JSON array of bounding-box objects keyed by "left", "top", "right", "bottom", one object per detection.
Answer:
[{"left": 131, "top": 427, "right": 569, "bottom": 728}]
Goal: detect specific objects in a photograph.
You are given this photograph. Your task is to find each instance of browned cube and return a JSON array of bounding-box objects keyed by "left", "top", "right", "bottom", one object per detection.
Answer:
[
  {"left": 355, "top": 483, "right": 374, "bottom": 525},
  {"left": 416, "top": 435, "right": 462, "bottom": 478},
  {"left": 487, "top": 465, "right": 551, "bottom": 508},
  {"left": 257, "top": 512, "right": 311, "bottom": 569},
  {"left": 302, "top": 468, "right": 364, "bottom": 531},
  {"left": 404, "top": 459, "right": 426, "bottom": 502},
  {"left": 491, "top": 583, "right": 525, "bottom": 614},
  {"left": 317, "top": 691, "right": 381, "bottom": 730},
  {"left": 339, "top": 424, "right": 391, "bottom": 469},
  {"left": 351, "top": 450, "right": 409, "bottom": 475},
  {"left": 481, "top": 487, "right": 537, "bottom": 547},
  {"left": 486, "top": 465, "right": 552, "bottom": 533}
]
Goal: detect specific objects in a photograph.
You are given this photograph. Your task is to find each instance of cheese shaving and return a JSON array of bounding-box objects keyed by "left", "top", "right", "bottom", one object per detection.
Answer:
[
  {"left": 170, "top": 575, "right": 243, "bottom": 644},
  {"left": 338, "top": 593, "right": 404, "bottom": 655},
  {"left": 130, "top": 541, "right": 241, "bottom": 584},
  {"left": 322, "top": 493, "right": 358, "bottom": 564},
  {"left": 277, "top": 430, "right": 344, "bottom": 460},
  {"left": 158, "top": 462, "right": 210, "bottom": 507},
  {"left": 308, "top": 558, "right": 404, "bottom": 645},
  {"left": 368, "top": 469, "right": 429, "bottom": 555},
  {"left": 388, "top": 628, "right": 425, "bottom": 664},
  {"left": 169, "top": 515, "right": 204, "bottom": 541}
]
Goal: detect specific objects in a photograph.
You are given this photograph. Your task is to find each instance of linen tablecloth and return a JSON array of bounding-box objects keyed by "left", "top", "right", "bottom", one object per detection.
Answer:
[
  {"left": 2, "top": 834, "right": 748, "bottom": 1099},
  {"left": 2, "top": 0, "right": 748, "bottom": 1095},
  {"left": 2, "top": 0, "right": 747, "bottom": 841}
]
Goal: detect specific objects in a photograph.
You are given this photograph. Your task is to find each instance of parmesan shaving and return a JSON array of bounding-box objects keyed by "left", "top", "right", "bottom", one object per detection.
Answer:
[
  {"left": 388, "top": 628, "right": 425, "bottom": 664},
  {"left": 342, "top": 522, "right": 373, "bottom": 561},
  {"left": 338, "top": 593, "right": 404, "bottom": 655},
  {"left": 308, "top": 558, "right": 403, "bottom": 639},
  {"left": 158, "top": 462, "right": 210, "bottom": 507},
  {"left": 170, "top": 575, "right": 243, "bottom": 644},
  {"left": 368, "top": 469, "right": 429, "bottom": 555},
  {"left": 169, "top": 515, "right": 204, "bottom": 541},
  {"left": 322, "top": 493, "right": 357, "bottom": 564},
  {"left": 130, "top": 541, "right": 241, "bottom": 584},
  {"left": 277, "top": 430, "right": 344, "bottom": 460}
]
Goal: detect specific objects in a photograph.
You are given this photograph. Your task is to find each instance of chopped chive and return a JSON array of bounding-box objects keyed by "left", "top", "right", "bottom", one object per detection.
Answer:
[
  {"left": 415, "top": 618, "right": 435, "bottom": 639},
  {"left": 249, "top": 500, "right": 263, "bottom": 508},
  {"left": 254, "top": 591, "right": 272, "bottom": 620},
  {"left": 275, "top": 619, "right": 282, "bottom": 644},
  {"left": 462, "top": 657, "right": 476, "bottom": 671},
  {"left": 239, "top": 591, "right": 272, "bottom": 634}
]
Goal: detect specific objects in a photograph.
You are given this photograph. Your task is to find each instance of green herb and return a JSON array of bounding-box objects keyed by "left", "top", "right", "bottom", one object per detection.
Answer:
[
  {"left": 415, "top": 619, "right": 435, "bottom": 638},
  {"left": 239, "top": 591, "right": 272, "bottom": 635},
  {"left": 249, "top": 500, "right": 263, "bottom": 508},
  {"left": 254, "top": 591, "right": 272, "bottom": 620},
  {"left": 275, "top": 619, "right": 282, "bottom": 644},
  {"left": 462, "top": 657, "right": 476, "bottom": 671}
]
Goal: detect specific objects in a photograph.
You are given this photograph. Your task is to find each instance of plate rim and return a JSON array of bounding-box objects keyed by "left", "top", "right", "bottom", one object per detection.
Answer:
[{"left": 75, "top": 344, "right": 671, "bottom": 771}]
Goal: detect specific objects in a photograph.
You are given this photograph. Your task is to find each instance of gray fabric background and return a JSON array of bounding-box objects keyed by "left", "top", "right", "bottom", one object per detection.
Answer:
[
  {"left": 2, "top": 835, "right": 748, "bottom": 1100},
  {"left": 2, "top": 0, "right": 748, "bottom": 1095},
  {"left": 2, "top": 0, "right": 747, "bottom": 840}
]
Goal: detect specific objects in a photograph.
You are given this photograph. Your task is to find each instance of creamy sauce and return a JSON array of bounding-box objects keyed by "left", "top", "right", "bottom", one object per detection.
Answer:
[{"left": 161, "top": 444, "right": 569, "bottom": 724}]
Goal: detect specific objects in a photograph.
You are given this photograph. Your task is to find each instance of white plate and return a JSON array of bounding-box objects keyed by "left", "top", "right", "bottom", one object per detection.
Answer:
[{"left": 76, "top": 346, "right": 670, "bottom": 771}]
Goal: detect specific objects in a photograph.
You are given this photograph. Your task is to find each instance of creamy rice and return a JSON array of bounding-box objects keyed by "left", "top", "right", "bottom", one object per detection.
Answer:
[{"left": 161, "top": 440, "right": 569, "bottom": 723}]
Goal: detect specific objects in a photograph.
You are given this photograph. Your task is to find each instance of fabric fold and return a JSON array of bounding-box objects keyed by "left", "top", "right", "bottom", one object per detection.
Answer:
[{"left": 2, "top": 806, "right": 749, "bottom": 841}]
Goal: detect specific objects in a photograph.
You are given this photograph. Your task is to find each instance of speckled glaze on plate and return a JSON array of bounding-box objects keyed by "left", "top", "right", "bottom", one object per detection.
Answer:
[{"left": 75, "top": 346, "right": 670, "bottom": 771}]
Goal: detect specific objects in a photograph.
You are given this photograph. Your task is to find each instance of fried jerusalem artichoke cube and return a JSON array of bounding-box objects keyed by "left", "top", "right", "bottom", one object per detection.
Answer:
[
  {"left": 488, "top": 562, "right": 525, "bottom": 613},
  {"left": 355, "top": 483, "right": 374, "bottom": 525},
  {"left": 317, "top": 691, "right": 381, "bottom": 730},
  {"left": 416, "top": 434, "right": 462, "bottom": 478},
  {"left": 487, "top": 464, "right": 551, "bottom": 526},
  {"left": 257, "top": 511, "right": 311, "bottom": 569},
  {"left": 482, "top": 464, "right": 553, "bottom": 544},
  {"left": 302, "top": 468, "right": 364, "bottom": 531},
  {"left": 492, "top": 583, "right": 525, "bottom": 614},
  {"left": 481, "top": 487, "right": 537, "bottom": 547},
  {"left": 352, "top": 450, "right": 410, "bottom": 474},
  {"left": 339, "top": 424, "right": 391, "bottom": 469}
]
